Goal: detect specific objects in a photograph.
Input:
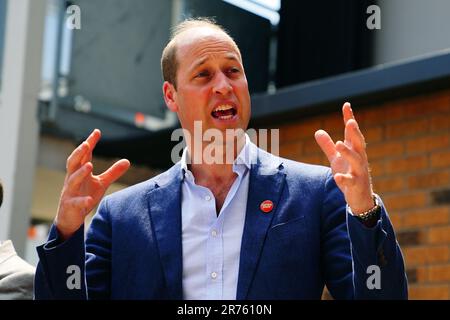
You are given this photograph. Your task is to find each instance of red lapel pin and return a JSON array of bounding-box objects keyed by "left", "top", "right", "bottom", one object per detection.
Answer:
[{"left": 260, "top": 200, "right": 274, "bottom": 213}]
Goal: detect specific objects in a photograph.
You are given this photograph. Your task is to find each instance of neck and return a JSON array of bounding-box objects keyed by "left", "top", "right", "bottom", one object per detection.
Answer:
[{"left": 187, "top": 135, "right": 246, "bottom": 184}]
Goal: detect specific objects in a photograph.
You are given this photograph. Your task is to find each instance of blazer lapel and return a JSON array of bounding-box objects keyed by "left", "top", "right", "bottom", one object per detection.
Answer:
[
  {"left": 236, "top": 148, "right": 286, "bottom": 300},
  {"left": 147, "top": 163, "right": 184, "bottom": 299}
]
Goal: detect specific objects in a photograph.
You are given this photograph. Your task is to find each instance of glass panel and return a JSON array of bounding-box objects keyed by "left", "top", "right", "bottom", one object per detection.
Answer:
[{"left": 0, "top": 0, "right": 7, "bottom": 92}]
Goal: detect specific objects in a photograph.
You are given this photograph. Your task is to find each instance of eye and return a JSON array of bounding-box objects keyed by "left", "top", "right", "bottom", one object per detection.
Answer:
[
  {"left": 227, "top": 67, "right": 240, "bottom": 75},
  {"left": 195, "top": 70, "right": 210, "bottom": 78}
]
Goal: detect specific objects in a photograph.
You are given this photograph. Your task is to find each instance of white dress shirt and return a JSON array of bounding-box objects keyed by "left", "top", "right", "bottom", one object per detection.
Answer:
[{"left": 180, "top": 136, "right": 253, "bottom": 300}]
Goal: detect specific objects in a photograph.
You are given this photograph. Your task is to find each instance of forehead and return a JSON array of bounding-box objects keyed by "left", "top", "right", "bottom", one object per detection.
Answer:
[{"left": 176, "top": 28, "right": 241, "bottom": 68}]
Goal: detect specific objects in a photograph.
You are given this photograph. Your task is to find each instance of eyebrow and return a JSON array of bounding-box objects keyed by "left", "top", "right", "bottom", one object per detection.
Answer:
[{"left": 188, "top": 54, "right": 240, "bottom": 73}]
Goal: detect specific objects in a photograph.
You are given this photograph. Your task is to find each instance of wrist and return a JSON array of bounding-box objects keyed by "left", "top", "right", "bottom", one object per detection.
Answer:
[
  {"left": 352, "top": 194, "right": 381, "bottom": 221},
  {"left": 351, "top": 195, "right": 377, "bottom": 216},
  {"left": 55, "top": 222, "right": 76, "bottom": 242}
]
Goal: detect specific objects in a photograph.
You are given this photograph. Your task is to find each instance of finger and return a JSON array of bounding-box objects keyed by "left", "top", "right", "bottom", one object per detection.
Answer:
[
  {"left": 334, "top": 172, "right": 354, "bottom": 188},
  {"left": 98, "top": 159, "right": 130, "bottom": 187},
  {"left": 314, "top": 130, "right": 338, "bottom": 163},
  {"left": 342, "top": 102, "right": 354, "bottom": 125},
  {"left": 335, "top": 140, "right": 364, "bottom": 171},
  {"left": 65, "top": 196, "right": 94, "bottom": 216},
  {"left": 67, "top": 162, "right": 93, "bottom": 191},
  {"left": 66, "top": 142, "right": 89, "bottom": 174},
  {"left": 344, "top": 119, "right": 367, "bottom": 158},
  {"left": 81, "top": 129, "right": 102, "bottom": 165}
]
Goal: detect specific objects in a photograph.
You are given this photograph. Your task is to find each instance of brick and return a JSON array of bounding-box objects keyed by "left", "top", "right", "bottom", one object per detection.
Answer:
[
  {"left": 369, "top": 160, "right": 386, "bottom": 178},
  {"left": 406, "top": 268, "right": 417, "bottom": 283},
  {"left": 428, "top": 226, "right": 450, "bottom": 244},
  {"left": 403, "top": 93, "right": 450, "bottom": 119},
  {"left": 432, "top": 90, "right": 450, "bottom": 109},
  {"left": 402, "top": 246, "right": 449, "bottom": 266},
  {"left": 385, "top": 155, "right": 428, "bottom": 175},
  {"left": 354, "top": 107, "right": 379, "bottom": 126},
  {"left": 402, "top": 207, "right": 449, "bottom": 229},
  {"left": 358, "top": 103, "right": 404, "bottom": 126},
  {"left": 302, "top": 139, "right": 323, "bottom": 155},
  {"left": 428, "top": 264, "right": 450, "bottom": 282},
  {"left": 416, "top": 266, "right": 429, "bottom": 283},
  {"left": 367, "top": 141, "right": 404, "bottom": 160},
  {"left": 373, "top": 176, "right": 405, "bottom": 193},
  {"left": 300, "top": 154, "right": 326, "bottom": 166},
  {"left": 321, "top": 112, "right": 343, "bottom": 134},
  {"left": 381, "top": 101, "right": 407, "bottom": 122},
  {"left": 385, "top": 118, "right": 429, "bottom": 139},
  {"left": 280, "top": 119, "right": 322, "bottom": 142},
  {"left": 408, "top": 171, "right": 450, "bottom": 189},
  {"left": 363, "top": 126, "right": 383, "bottom": 144},
  {"left": 431, "top": 189, "right": 450, "bottom": 205},
  {"left": 409, "top": 285, "right": 449, "bottom": 300},
  {"left": 383, "top": 192, "right": 427, "bottom": 211},
  {"left": 279, "top": 141, "right": 302, "bottom": 160},
  {"left": 406, "top": 134, "right": 450, "bottom": 155},
  {"left": 406, "top": 267, "right": 429, "bottom": 283},
  {"left": 397, "top": 230, "right": 422, "bottom": 246},
  {"left": 431, "top": 151, "right": 450, "bottom": 169},
  {"left": 388, "top": 212, "right": 402, "bottom": 229},
  {"left": 430, "top": 114, "right": 450, "bottom": 132}
]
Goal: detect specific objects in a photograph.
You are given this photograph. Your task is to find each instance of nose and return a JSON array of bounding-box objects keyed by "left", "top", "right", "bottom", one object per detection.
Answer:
[{"left": 212, "top": 72, "right": 232, "bottom": 96}]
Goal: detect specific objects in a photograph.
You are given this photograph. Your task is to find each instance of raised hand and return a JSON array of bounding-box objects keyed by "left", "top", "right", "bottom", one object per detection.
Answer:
[
  {"left": 55, "top": 129, "right": 130, "bottom": 240},
  {"left": 314, "top": 102, "right": 374, "bottom": 215}
]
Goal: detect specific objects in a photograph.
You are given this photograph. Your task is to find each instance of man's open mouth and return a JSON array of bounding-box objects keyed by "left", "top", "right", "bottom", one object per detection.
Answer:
[{"left": 211, "top": 104, "right": 237, "bottom": 120}]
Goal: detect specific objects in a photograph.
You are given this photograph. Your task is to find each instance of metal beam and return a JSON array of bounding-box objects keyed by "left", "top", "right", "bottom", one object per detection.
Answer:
[
  {"left": 0, "top": 0, "right": 46, "bottom": 256},
  {"left": 250, "top": 50, "right": 450, "bottom": 124}
]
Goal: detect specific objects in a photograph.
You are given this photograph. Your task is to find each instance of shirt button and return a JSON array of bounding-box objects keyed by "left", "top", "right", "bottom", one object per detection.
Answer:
[
  {"left": 205, "top": 195, "right": 211, "bottom": 201},
  {"left": 211, "top": 229, "right": 218, "bottom": 237},
  {"left": 211, "top": 272, "right": 217, "bottom": 279}
]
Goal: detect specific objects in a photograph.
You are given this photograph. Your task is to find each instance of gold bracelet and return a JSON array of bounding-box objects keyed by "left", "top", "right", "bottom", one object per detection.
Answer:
[{"left": 355, "top": 195, "right": 380, "bottom": 222}]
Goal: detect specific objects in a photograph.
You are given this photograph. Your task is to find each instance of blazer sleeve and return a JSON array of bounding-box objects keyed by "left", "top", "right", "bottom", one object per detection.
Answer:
[
  {"left": 320, "top": 169, "right": 408, "bottom": 299},
  {"left": 34, "top": 198, "right": 112, "bottom": 300}
]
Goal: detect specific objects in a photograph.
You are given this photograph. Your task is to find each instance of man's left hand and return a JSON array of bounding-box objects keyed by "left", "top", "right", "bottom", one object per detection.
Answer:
[{"left": 315, "top": 102, "right": 375, "bottom": 215}]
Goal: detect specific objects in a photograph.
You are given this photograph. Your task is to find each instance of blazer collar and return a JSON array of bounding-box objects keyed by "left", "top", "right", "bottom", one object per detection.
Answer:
[
  {"left": 147, "top": 163, "right": 184, "bottom": 299},
  {"left": 148, "top": 145, "right": 285, "bottom": 300},
  {"left": 236, "top": 145, "right": 286, "bottom": 300}
]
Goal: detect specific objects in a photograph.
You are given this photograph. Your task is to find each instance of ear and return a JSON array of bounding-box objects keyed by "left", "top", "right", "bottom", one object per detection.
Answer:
[{"left": 163, "top": 81, "right": 178, "bottom": 112}]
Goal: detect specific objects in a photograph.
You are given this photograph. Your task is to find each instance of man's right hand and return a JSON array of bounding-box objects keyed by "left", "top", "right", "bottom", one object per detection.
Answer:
[{"left": 55, "top": 129, "right": 130, "bottom": 241}]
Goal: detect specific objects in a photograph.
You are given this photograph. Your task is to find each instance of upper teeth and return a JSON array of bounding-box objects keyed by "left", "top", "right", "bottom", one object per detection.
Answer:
[{"left": 213, "top": 105, "right": 234, "bottom": 112}]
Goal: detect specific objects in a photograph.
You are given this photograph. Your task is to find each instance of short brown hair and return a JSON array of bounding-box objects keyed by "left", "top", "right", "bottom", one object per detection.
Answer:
[{"left": 161, "top": 17, "right": 240, "bottom": 89}]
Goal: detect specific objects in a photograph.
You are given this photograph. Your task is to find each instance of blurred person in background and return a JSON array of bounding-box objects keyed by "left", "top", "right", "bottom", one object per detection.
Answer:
[{"left": 0, "top": 181, "right": 35, "bottom": 300}]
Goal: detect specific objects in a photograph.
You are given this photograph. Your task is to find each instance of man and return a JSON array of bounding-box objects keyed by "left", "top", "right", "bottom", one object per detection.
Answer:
[
  {"left": 0, "top": 181, "right": 35, "bottom": 300},
  {"left": 35, "top": 18, "right": 407, "bottom": 299}
]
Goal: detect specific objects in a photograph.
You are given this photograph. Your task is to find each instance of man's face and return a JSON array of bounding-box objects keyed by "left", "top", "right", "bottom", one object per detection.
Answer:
[{"left": 165, "top": 28, "right": 251, "bottom": 138}]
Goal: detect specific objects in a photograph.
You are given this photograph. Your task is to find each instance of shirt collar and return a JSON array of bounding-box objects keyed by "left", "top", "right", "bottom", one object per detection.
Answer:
[{"left": 180, "top": 134, "right": 252, "bottom": 181}]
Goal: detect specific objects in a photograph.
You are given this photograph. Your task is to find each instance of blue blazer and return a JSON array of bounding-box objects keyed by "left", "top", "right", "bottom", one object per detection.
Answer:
[{"left": 35, "top": 146, "right": 407, "bottom": 299}]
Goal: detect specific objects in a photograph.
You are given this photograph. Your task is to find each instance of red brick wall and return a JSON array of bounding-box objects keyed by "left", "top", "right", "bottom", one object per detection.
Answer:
[{"left": 276, "top": 89, "right": 450, "bottom": 299}]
